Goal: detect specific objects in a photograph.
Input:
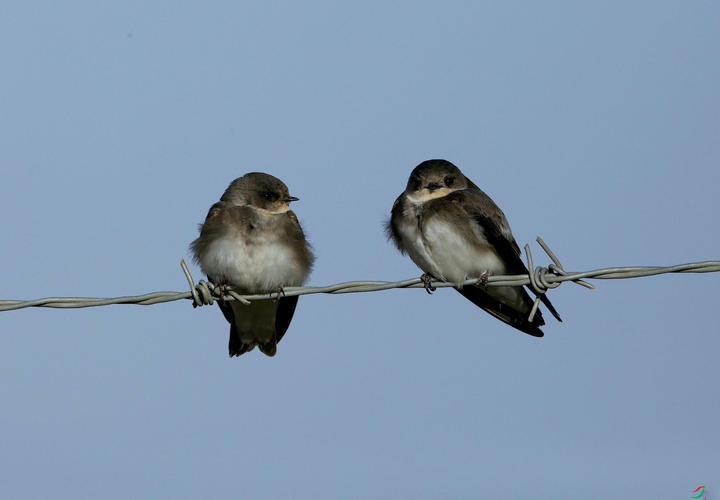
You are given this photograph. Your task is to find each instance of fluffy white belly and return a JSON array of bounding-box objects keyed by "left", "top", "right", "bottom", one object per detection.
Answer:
[
  {"left": 400, "top": 217, "right": 505, "bottom": 285},
  {"left": 396, "top": 216, "right": 441, "bottom": 278},
  {"left": 199, "top": 236, "right": 306, "bottom": 292}
]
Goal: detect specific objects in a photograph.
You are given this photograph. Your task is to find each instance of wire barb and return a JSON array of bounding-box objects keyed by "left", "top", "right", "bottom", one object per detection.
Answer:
[{"left": 0, "top": 238, "right": 718, "bottom": 313}]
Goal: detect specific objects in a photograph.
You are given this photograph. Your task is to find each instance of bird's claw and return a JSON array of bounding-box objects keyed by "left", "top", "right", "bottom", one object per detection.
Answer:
[
  {"left": 479, "top": 270, "right": 490, "bottom": 286},
  {"left": 272, "top": 287, "right": 286, "bottom": 302},
  {"left": 420, "top": 273, "right": 436, "bottom": 294},
  {"left": 216, "top": 283, "right": 231, "bottom": 300}
]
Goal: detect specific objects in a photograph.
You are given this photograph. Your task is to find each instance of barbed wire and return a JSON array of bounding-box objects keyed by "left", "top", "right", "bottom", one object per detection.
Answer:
[{"left": 1, "top": 238, "right": 718, "bottom": 317}]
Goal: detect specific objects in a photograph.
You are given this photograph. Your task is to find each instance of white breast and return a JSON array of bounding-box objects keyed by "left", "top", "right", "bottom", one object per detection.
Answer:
[
  {"left": 422, "top": 218, "right": 505, "bottom": 284},
  {"left": 396, "top": 203, "right": 505, "bottom": 285},
  {"left": 395, "top": 210, "right": 442, "bottom": 278},
  {"left": 199, "top": 233, "right": 307, "bottom": 292}
]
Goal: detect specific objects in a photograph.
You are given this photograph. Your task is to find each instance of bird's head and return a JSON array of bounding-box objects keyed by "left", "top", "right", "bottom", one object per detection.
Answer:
[
  {"left": 405, "top": 159, "right": 468, "bottom": 202},
  {"left": 221, "top": 172, "right": 299, "bottom": 213}
]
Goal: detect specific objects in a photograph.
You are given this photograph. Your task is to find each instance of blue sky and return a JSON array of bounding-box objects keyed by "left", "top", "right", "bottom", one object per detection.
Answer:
[{"left": 1, "top": 1, "right": 718, "bottom": 498}]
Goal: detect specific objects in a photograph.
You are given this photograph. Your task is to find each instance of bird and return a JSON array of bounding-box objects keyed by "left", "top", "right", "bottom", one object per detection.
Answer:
[
  {"left": 191, "top": 172, "right": 315, "bottom": 357},
  {"left": 386, "top": 159, "right": 561, "bottom": 337}
]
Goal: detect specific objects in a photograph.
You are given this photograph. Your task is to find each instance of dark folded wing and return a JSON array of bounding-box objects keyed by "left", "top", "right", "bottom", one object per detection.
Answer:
[
  {"left": 448, "top": 189, "right": 562, "bottom": 323},
  {"left": 385, "top": 194, "right": 407, "bottom": 253},
  {"left": 275, "top": 295, "right": 299, "bottom": 343},
  {"left": 456, "top": 286, "right": 544, "bottom": 337}
]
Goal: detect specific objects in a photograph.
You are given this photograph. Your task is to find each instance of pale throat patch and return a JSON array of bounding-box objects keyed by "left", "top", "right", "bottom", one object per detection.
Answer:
[
  {"left": 405, "top": 187, "right": 455, "bottom": 204},
  {"left": 255, "top": 203, "right": 291, "bottom": 214}
]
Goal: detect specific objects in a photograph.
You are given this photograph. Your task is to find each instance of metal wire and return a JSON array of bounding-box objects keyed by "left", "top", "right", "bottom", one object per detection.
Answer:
[{"left": 1, "top": 237, "right": 718, "bottom": 314}]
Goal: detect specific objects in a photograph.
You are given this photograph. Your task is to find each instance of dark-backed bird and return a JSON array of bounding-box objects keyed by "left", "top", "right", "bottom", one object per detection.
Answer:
[
  {"left": 386, "top": 159, "right": 561, "bottom": 337},
  {"left": 191, "top": 172, "right": 314, "bottom": 356}
]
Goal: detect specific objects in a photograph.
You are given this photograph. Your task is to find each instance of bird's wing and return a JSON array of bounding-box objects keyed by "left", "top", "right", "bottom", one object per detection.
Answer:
[
  {"left": 448, "top": 189, "right": 562, "bottom": 322},
  {"left": 190, "top": 202, "right": 234, "bottom": 266},
  {"left": 272, "top": 211, "right": 313, "bottom": 345},
  {"left": 455, "top": 285, "right": 545, "bottom": 337},
  {"left": 274, "top": 295, "right": 299, "bottom": 343},
  {"left": 385, "top": 194, "right": 408, "bottom": 254},
  {"left": 283, "top": 210, "right": 316, "bottom": 272}
]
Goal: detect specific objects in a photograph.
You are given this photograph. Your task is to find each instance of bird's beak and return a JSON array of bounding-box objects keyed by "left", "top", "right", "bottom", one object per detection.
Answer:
[
  {"left": 426, "top": 182, "right": 442, "bottom": 192},
  {"left": 285, "top": 196, "right": 300, "bottom": 202}
]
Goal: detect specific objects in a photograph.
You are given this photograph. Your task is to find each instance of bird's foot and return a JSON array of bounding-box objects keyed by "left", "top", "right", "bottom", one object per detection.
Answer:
[
  {"left": 215, "top": 283, "right": 232, "bottom": 301},
  {"left": 478, "top": 270, "right": 490, "bottom": 286},
  {"left": 420, "top": 273, "right": 437, "bottom": 294},
  {"left": 272, "top": 286, "right": 286, "bottom": 302}
]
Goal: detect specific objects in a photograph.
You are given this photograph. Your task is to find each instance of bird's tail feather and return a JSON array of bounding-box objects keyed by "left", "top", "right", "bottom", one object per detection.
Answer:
[
  {"left": 228, "top": 324, "right": 253, "bottom": 357},
  {"left": 258, "top": 341, "right": 277, "bottom": 357}
]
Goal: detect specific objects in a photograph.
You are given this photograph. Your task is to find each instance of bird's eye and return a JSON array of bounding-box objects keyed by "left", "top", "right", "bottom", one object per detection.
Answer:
[
  {"left": 444, "top": 176, "right": 455, "bottom": 187},
  {"left": 262, "top": 191, "right": 279, "bottom": 201}
]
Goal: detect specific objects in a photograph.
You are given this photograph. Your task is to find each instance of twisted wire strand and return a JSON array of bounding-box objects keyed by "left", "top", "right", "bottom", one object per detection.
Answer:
[{"left": 1, "top": 238, "right": 718, "bottom": 314}]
